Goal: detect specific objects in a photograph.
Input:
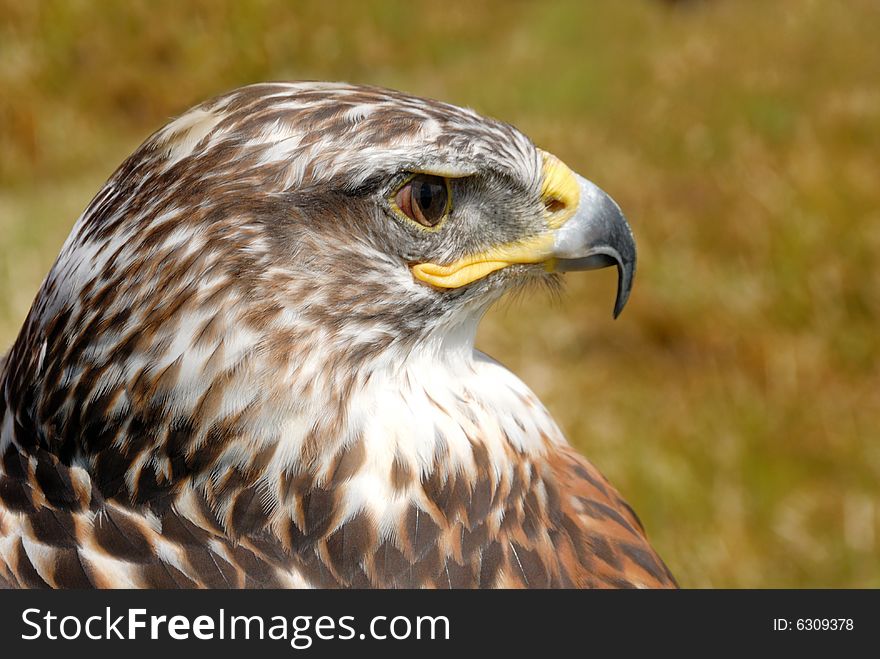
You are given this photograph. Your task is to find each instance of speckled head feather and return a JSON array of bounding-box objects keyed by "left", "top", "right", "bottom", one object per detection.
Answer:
[{"left": 0, "top": 82, "right": 672, "bottom": 589}]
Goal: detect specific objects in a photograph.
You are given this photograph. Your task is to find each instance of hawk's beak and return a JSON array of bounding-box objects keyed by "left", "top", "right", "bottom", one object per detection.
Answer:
[
  {"left": 550, "top": 174, "right": 636, "bottom": 318},
  {"left": 411, "top": 151, "right": 636, "bottom": 317}
]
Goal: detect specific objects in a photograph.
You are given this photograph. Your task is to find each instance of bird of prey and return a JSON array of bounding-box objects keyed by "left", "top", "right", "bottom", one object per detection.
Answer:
[{"left": 0, "top": 83, "right": 675, "bottom": 588}]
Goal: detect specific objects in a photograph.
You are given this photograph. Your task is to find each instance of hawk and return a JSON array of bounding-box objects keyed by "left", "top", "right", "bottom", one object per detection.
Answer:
[{"left": 0, "top": 83, "right": 675, "bottom": 588}]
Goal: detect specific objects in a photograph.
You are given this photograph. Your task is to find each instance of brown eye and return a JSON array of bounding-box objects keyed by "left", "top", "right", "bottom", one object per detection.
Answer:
[{"left": 394, "top": 174, "right": 449, "bottom": 228}]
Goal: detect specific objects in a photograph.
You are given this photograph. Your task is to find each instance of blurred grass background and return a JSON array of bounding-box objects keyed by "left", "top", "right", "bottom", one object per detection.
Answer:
[{"left": 1, "top": 0, "right": 878, "bottom": 587}]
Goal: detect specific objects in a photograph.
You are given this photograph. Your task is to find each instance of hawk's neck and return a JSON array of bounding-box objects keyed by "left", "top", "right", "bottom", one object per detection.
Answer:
[{"left": 1, "top": 311, "right": 567, "bottom": 536}]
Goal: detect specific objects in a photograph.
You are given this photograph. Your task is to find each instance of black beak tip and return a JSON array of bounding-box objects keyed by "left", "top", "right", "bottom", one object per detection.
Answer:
[
  {"left": 612, "top": 258, "right": 635, "bottom": 319},
  {"left": 612, "top": 288, "right": 627, "bottom": 319}
]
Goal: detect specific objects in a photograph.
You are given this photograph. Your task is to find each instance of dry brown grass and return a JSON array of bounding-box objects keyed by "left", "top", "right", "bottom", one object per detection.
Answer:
[{"left": 1, "top": 0, "right": 878, "bottom": 587}]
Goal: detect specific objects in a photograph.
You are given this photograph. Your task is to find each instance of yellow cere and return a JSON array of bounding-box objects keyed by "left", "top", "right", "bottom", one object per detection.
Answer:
[
  {"left": 539, "top": 150, "right": 580, "bottom": 229},
  {"left": 411, "top": 151, "right": 580, "bottom": 289}
]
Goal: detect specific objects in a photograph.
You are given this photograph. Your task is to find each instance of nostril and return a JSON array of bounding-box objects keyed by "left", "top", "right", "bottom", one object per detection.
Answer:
[{"left": 544, "top": 197, "right": 566, "bottom": 214}]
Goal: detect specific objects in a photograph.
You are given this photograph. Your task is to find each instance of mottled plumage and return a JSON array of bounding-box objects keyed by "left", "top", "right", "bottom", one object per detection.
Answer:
[{"left": 0, "top": 82, "right": 675, "bottom": 588}]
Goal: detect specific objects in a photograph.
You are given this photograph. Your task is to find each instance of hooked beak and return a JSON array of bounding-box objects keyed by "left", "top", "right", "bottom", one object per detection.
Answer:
[{"left": 550, "top": 175, "right": 636, "bottom": 318}]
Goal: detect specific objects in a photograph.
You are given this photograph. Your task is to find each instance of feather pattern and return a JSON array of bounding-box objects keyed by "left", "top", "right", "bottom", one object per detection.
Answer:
[{"left": 0, "top": 82, "right": 674, "bottom": 588}]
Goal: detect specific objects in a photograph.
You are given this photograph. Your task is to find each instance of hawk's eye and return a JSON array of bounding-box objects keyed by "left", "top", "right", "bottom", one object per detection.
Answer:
[{"left": 394, "top": 174, "right": 450, "bottom": 228}]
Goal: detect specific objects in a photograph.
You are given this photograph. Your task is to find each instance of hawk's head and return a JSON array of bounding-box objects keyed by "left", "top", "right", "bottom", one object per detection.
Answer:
[
  {"left": 2, "top": 82, "right": 635, "bottom": 505},
  {"left": 71, "top": 82, "right": 632, "bottom": 341}
]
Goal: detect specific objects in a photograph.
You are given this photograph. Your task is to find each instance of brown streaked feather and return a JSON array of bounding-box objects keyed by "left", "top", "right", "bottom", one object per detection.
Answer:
[
  {"left": 0, "top": 437, "right": 675, "bottom": 588},
  {"left": 0, "top": 82, "right": 674, "bottom": 589},
  {"left": 542, "top": 446, "right": 677, "bottom": 588}
]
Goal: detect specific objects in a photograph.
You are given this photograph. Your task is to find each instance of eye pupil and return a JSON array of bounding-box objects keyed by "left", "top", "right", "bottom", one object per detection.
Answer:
[
  {"left": 417, "top": 181, "right": 436, "bottom": 213},
  {"left": 398, "top": 174, "right": 448, "bottom": 227}
]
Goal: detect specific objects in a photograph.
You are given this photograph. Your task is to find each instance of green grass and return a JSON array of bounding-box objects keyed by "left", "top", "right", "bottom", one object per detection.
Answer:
[{"left": 1, "top": 0, "right": 879, "bottom": 587}]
